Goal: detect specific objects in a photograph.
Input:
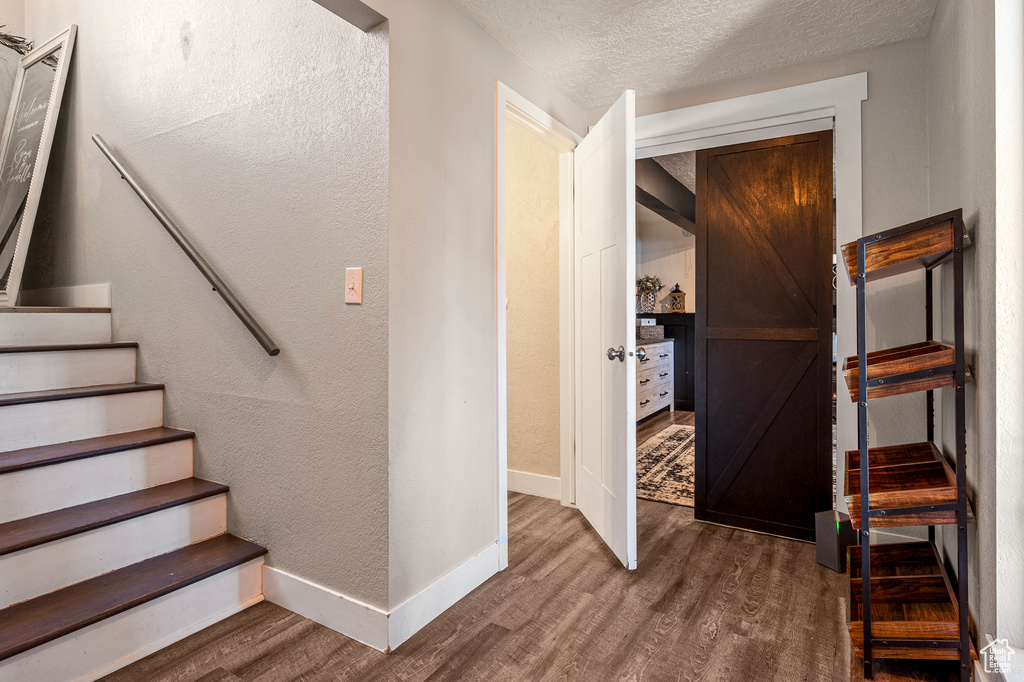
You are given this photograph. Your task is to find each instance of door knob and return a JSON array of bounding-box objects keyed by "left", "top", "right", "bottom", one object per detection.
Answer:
[
  {"left": 606, "top": 346, "right": 625, "bottom": 362},
  {"left": 636, "top": 347, "right": 647, "bottom": 361}
]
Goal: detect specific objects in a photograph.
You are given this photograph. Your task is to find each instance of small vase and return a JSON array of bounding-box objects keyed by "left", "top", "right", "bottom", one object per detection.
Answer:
[{"left": 637, "top": 291, "right": 657, "bottom": 314}]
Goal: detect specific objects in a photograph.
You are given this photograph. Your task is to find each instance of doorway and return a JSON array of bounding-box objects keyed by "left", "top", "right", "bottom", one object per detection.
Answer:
[
  {"left": 633, "top": 153, "right": 698, "bottom": 509},
  {"left": 494, "top": 83, "right": 579, "bottom": 570},
  {"left": 632, "top": 132, "right": 835, "bottom": 538}
]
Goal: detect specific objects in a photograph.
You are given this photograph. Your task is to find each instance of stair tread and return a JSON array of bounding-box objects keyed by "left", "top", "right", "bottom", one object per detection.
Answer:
[
  {"left": 0, "top": 342, "right": 138, "bottom": 354},
  {"left": 0, "top": 478, "right": 227, "bottom": 557},
  {"left": 0, "top": 533, "right": 265, "bottom": 662},
  {"left": 0, "top": 307, "right": 110, "bottom": 313},
  {"left": 0, "top": 427, "right": 195, "bottom": 475},
  {"left": 0, "top": 382, "right": 163, "bottom": 407}
]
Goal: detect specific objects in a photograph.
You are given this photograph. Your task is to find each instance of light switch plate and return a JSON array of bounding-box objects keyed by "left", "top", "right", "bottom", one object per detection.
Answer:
[{"left": 345, "top": 267, "right": 362, "bottom": 304}]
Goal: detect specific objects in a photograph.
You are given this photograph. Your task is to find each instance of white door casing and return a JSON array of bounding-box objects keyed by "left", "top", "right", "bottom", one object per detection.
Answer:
[{"left": 573, "top": 90, "right": 637, "bottom": 570}]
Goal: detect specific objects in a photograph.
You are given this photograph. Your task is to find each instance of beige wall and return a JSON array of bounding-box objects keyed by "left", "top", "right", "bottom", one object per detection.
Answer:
[
  {"left": 636, "top": 204, "right": 695, "bottom": 313},
  {"left": 365, "top": 0, "right": 586, "bottom": 609},
  {"left": 0, "top": 0, "right": 23, "bottom": 37},
  {"left": 505, "top": 124, "right": 560, "bottom": 478},
  {"left": 24, "top": 0, "right": 391, "bottom": 608}
]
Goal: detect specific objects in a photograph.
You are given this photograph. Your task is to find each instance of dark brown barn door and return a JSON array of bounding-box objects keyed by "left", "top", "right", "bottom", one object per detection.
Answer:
[{"left": 694, "top": 132, "right": 833, "bottom": 541}]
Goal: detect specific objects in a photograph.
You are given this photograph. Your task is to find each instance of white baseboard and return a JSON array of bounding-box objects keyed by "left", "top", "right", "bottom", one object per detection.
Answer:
[
  {"left": 263, "top": 543, "right": 499, "bottom": 653},
  {"left": 19, "top": 284, "right": 111, "bottom": 308},
  {"left": 507, "top": 470, "right": 561, "bottom": 500},
  {"left": 262, "top": 566, "right": 389, "bottom": 651},
  {"left": 976, "top": 633, "right": 1024, "bottom": 681},
  {"left": 388, "top": 543, "right": 499, "bottom": 649}
]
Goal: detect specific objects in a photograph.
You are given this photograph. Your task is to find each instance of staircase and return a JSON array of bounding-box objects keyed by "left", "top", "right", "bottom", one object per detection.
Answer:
[{"left": 0, "top": 306, "right": 267, "bottom": 681}]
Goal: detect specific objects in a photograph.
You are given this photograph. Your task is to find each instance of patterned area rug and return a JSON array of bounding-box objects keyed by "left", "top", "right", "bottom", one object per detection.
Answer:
[{"left": 637, "top": 425, "right": 695, "bottom": 507}]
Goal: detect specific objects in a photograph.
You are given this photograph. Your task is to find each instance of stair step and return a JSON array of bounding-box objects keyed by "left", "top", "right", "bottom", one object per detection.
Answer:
[
  {"left": 0, "top": 308, "right": 112, "bottom": 346},
  {"left": 0, "top": 427, "right": 194, "bottom": 476},
  {"left": 0, "top": 342, "right": 138, "bottom": 393},
  {"left": 0, "top": 383, "right": 165, "bottom": 450},
  {"left": 0, "top": 382, "right": 163, "bottom": 408},
  {"left": 0, "top": 534, "right": 266, "bottom": 663},
  {"left": 0, "top": 478, "right": 227, "bottom": 557},
  {"left": 0, "top": 342, "right": 138, "bottom": 354}
]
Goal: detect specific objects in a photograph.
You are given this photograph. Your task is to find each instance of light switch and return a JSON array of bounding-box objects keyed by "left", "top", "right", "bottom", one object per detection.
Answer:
[{"left": 345, "top": 267, "right": 362, "bottom": 304}]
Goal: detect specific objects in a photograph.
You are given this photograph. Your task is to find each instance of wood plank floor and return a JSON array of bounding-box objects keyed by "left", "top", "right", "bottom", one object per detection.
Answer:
[
  {"left": 637, "top": 409, "right": 695, "bottom": 445},
  {"left": 103, "top": 494, "right": 960, "bottom": 682}
]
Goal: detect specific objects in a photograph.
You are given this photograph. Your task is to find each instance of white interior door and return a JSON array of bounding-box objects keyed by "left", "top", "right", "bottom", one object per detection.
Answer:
[{"left": 573, "top": 90, "right": 637, "bottom": 569}]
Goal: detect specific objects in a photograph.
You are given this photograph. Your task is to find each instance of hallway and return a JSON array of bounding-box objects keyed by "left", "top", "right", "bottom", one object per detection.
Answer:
[{"left": 104, "top": 494, "right": 960, "bottom": 681}]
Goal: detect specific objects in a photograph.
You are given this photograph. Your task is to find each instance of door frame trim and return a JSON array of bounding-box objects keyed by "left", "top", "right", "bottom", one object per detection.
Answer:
[
  {"left": 634, "top": 73, "right": 867, "bottom": 513},
  {"left": 495, "top": 82, "right": 581, "bottom": 569}
]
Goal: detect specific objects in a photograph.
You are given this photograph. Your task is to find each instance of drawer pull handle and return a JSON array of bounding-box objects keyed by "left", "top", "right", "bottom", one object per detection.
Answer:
[
  {"left": 659, "top": 354, "right": 669, "bottom": 358},
  {"left": 659, "top": 372, "right": 669, "bottom": 378},
  {"left": 640, "top": 399, "right": 650, "bottom": 406},
  {"left": 639, "top": 379, "right": 650, "bottom": 385},
  {"left": 659, "top": 391, "right": 669, "bottom": 397}
]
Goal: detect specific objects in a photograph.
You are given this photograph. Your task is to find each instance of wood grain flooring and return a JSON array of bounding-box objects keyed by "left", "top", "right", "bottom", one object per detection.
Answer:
[
  {"left": 103, "top": 494, "right": 960, "bottom": 682},
  {"left": 638, "top": 409, "right": 695, "bottom": 445}
]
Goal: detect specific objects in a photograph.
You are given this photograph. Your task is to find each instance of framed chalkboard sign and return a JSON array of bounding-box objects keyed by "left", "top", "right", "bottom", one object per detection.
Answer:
[{"left": 0, "top": 25, "right": 76, "bottom": 307}]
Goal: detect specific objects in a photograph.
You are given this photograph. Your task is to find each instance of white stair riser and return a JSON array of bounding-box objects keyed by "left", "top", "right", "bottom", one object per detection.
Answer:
[
  {"left": 0, "top": 440, "right": 193, "bottom": 524},
  {"left": 0, "top": 348, "right": 136, "bottom": 394},
  {"left": 0, "top": 495, "right": 226, "bottom": 610},
  {"left": 0, "top": 391, "right": 163, "bottom": 451},
  {"left": 0, "top": 558, "right": 263, "bottom": 682},
  {"left": 0, "top": 313, "right": 111, "bottom": 346}
]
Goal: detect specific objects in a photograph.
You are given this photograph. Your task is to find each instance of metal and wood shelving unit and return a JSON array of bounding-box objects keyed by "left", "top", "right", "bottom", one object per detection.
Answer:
[{"left": 839, "top": 209, "right": 975, "bottom": 680}]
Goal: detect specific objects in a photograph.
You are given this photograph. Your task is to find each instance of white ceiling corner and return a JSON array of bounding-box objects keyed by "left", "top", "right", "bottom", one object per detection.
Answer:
[{"left": 449, "top": 0, "right": 937, "bottom": 110}]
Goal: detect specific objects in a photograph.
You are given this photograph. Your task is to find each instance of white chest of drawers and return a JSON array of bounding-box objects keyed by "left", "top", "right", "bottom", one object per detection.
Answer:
[{"left": 636, "top": 339, "right": 673, "bottom": 422}]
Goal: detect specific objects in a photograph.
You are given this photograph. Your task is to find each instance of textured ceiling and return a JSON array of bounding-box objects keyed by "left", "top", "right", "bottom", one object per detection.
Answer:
[
  {"left": 655, "top": 152, "right": 695, "bottom": 193},
  {"left": 450, "top": 0, "right": 936, "bottom": 109}
]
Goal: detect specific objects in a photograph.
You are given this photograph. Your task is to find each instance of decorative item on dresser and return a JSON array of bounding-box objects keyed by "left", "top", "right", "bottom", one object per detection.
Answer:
[
  {"left": 636, "top": 339, "right": 673, "bottom": 422},
  {"left": 840, "top": 209, "right": 975, "bottom": 681},
  {"left": 668, "top": 283, "right": 685, "bottom": 312},
  {"left": 635, "top": 275, "right": 663, "bottom": 314}
]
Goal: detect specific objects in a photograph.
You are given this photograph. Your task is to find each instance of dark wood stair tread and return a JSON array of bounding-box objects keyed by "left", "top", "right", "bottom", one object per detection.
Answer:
[
  {"left": 0, "top": 342, "right": 137, "bottom": 354},
  {"left": 844, "top": 442, "right": 958, "bottom": 529},
  {"left": 848, "top": 542, "right": 977, "bottom": 661},
  {"left": 0, "top": 534, "right": 266, "bottom": 662},
  {"left": 840, "top": 210, "right": 968, "bottom": 285},
  {"left": 0, "top": 427, "right": 195, "bottom": 475},
  {"left": 0, "top": 478, "right": 227, "bottom": 557},
  {"left": 0, "top": 307, "right": 111, "bottom": 313},
  {"left": 842, "top": 342, "right": 957, "bottom": 402},
  {"left": 0, "top": 382, "right": 164, "bottom": 408}
]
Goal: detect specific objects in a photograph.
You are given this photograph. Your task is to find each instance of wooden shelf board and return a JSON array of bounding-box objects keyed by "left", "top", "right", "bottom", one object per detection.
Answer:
[
  {"left": 842, "top": 342, "right": 956, "bottom": 402},
  {"left": 848, "top": 542, "right": 976, "bottom": 662},
  {"left": 840, "top": 210, "right": 966, "bottom": 285},
  {"left": 844, "top": 443, "right": 958, "bottom": 529}
]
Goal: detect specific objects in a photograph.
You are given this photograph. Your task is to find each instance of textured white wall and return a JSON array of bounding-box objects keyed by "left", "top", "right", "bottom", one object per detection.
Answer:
[
  {"left": 636, "top": 204, "right": 695, "bottom": 313},
  {"left": 993, "top": 0, "right": 1024, "bottom": 645},
  {"left": 927, "top": 0, "right": 1024, "bottom": 645},
  {"left": 365, "top": 0, "right": 586, "bottom": 609},
  {"left": 505, "top": 125, "right": 560, "bottom": 478},
  {"left": 23, "top": 0, "right": 391, "bottom": 608}
]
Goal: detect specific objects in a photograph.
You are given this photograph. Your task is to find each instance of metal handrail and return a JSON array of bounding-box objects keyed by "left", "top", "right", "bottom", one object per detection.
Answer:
[{"left": 92, "top": 135, "right": 280, "bottom": 356}]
